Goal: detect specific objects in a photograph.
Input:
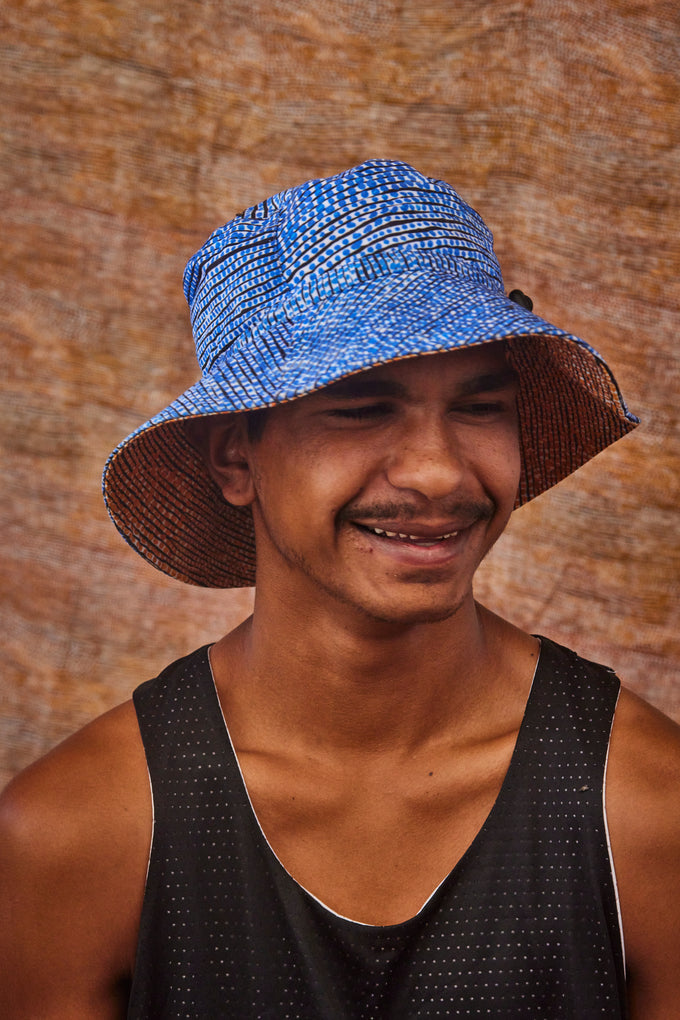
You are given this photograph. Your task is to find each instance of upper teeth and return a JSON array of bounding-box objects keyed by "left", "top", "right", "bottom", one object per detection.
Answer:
[{"left": 370, "top": 527, "right": 459, "bottom": 541}]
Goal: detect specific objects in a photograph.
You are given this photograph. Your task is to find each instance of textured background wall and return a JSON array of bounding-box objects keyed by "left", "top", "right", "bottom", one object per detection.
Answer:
[{"left": 2, "top": 0, "right": 678, "bottom": 787}]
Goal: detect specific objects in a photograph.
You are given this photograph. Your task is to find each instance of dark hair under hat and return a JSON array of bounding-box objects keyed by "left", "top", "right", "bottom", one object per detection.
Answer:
[{"left": 103, "top": 159, "right": 639, "bottom": 588}]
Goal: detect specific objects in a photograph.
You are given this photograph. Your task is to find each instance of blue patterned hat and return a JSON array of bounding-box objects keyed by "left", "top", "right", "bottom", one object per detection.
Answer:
[{"left": 103, "top": 159, "right": 638, "bottom": 587}]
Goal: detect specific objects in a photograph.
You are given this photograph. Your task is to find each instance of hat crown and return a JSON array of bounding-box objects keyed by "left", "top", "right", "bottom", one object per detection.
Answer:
[{"left": 183, "top": 160, "right": 504, "bottom": 372}]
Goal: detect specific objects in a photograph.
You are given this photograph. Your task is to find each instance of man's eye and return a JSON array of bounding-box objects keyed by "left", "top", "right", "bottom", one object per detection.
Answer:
[{"left": 328, "top": 403, "right": 393, "bottom": 420}]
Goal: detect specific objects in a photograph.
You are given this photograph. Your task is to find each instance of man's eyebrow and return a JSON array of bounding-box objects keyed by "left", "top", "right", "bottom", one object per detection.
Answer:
[{"left": 455, "top": 368, "right": 518, "bottom": 397}]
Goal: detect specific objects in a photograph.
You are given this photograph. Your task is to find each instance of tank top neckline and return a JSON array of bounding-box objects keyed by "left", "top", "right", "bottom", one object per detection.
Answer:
[{"left": 203, "top": 638, "right": 545, "bottom": 931}]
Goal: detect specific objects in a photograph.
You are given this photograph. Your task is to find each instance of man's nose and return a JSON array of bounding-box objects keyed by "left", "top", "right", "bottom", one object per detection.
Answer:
[{"left": 385, "top": 418, "right": 465, "bottom": 500}]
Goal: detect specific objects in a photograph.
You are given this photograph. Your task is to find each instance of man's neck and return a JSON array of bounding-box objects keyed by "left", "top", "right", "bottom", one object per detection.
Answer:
[{"left": 210, "top": 589, "right": 536, "bottom": 757}]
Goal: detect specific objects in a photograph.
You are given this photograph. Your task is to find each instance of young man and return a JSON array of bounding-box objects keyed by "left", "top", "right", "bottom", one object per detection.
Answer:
[{"left": 1, "top": 160, "right": 678, "bottom": 1018}]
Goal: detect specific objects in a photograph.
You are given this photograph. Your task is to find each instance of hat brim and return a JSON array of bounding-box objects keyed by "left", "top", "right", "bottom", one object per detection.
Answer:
[{"left": 103, "top": 270, "right": 638, "bottom": 587}]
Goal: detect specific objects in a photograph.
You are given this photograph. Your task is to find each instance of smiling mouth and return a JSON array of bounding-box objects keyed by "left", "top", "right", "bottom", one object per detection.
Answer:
[{"left": 356, "top": 524, "right": 460, "bottom": 547}]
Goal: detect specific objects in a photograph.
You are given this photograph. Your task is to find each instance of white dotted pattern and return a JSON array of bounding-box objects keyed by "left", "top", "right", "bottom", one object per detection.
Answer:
[{"left": 128, "top": 637, "right": 627, "bottom": 1018}]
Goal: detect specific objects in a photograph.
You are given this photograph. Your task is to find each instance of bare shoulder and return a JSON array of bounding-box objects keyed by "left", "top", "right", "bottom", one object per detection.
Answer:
[
  {"left": 0, "top": 699, "right": 151, "bottom": 1018},
  {"left": 607, "top": 685, "right": 680, "bottom": 835},
  {"left": 606, "top": 686, "right": 680, "bottom": 1018}
]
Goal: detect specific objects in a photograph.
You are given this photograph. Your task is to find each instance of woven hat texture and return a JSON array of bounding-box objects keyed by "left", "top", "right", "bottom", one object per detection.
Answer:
[{"left": 103, "top": 159, "right": 638, "bottom": 588}]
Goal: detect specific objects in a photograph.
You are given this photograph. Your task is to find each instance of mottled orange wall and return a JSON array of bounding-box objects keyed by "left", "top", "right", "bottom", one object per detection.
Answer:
[{"left": 2, "top": 0, "right": 678, "bottom": 786}]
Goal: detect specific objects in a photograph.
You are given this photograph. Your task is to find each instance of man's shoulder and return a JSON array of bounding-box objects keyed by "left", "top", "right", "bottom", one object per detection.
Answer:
[
  {"left": 0, "top": 697, "right": 150, "bottom": 882},
  {"left": 609, "top": 685, "right": 680, "bottom": 806},
  {"left": 0, "top": 641, "right": 215, "bottom": 853},
  {"left": 608, "top": 685, "right": 680, "bottom": 845},
  {"left": 0, "top": 700, "right": 151, "bottom": 1014},
  {"left": 606, "top": 686, "right": 680, "bottom": 1009}
]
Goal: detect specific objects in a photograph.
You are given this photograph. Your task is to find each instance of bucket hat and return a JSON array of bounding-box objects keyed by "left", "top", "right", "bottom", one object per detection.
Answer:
[{"left": 103, "top": 159, "right": 639, "bottom": 588}]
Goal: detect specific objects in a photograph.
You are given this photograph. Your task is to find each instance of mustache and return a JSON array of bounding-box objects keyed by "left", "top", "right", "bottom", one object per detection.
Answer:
[{"left": 339, "top": 498, "right": 495, "bottom": 525}]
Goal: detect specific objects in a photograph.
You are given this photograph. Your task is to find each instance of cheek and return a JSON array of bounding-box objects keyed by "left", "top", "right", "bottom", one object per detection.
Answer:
[
  {"left": 252, "top": 443, "right": 364, "bottom": 527},
  {"left": 482, "top": 432, "right": 522, "bottom": 505},
  {"left": 503, "top": 432, "right": 522, "bottom": 481},
  {"left": 303, "top": 462, "right": 369, "bottom": 523}
]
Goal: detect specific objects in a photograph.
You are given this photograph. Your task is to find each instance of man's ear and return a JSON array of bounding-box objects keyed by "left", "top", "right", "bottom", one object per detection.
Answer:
[{"left": 198, "top": 417, "right": 256, "bottom": 507}]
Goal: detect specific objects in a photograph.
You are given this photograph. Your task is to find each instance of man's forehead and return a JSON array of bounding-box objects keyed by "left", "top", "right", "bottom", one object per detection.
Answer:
[{"left": 316, "top": 345, "right": 515, "bottom": 400}]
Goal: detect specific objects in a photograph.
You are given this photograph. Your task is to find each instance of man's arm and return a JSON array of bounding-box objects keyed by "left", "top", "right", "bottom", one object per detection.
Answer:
[
  {"left": 0, "top": 701, "right": 151, "bottom": 1019},
  {"left": 607, "top": 687, "right": 680, "bottom": 1019}
]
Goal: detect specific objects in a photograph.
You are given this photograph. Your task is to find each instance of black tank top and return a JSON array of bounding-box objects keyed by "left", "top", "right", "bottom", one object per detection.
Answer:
[{"left": 129, "top": 637, "right": 628, "bottom": 1018}]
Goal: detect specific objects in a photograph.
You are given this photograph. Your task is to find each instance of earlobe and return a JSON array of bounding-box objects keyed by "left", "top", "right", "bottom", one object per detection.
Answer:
[{"left": 204, "top": 419, "right": 256, "bottom": 507}]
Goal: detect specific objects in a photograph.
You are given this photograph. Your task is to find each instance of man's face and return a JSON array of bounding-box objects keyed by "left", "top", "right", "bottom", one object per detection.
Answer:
[{"left": 241, "top": 343, "right": 521, "bottom": 627}]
